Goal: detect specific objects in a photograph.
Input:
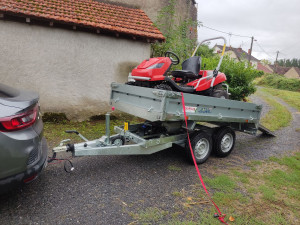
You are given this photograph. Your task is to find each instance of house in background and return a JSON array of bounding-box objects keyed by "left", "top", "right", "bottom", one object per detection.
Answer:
[
  {"left": 257, "top": 62, "right": 273, "bottom": 74},
  {"left": 213, "top": 45, "right": 260, "bottom": 69},
  {"left": 265, "top": 65, "right": 300, "bottom": 79},
  {"left": 0, "top": 0, "right": 165, "bottom": 120},
  {"left": 268, "top": 65, "right": 290, "bottom": 75},
  {"left": 283, "top": 67, "right": 300, "bottom": 79}
]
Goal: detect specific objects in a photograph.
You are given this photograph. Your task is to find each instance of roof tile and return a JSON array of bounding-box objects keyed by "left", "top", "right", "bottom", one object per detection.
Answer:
[{"left": 0, "top": 0, "right": 165, "bottom": 41}]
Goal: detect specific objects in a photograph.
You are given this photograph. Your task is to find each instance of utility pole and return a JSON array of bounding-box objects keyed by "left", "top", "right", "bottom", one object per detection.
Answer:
[
  {"left": 275, "top": 51, "right": 280, "bottom": 64},
  {"left": 228, "top": 32, "right": 232, "bottom": 47},
  {"left": 274, "top": 50, "right": 280, "bottom": 74},
  {"left": 248, "top": 36, "right": 254, "bottom": 66}
]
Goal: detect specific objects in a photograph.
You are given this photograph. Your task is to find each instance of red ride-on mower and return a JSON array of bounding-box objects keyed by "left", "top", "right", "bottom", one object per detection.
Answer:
[{"left": 128, "top": 37, "right": 230, "bottom": 99}]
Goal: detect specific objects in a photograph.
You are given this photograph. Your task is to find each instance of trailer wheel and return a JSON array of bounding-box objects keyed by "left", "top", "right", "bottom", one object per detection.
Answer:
[
  {"left": 111, "top": 135, "right": 125, "bottom": 146},
  {"left": 186, "top": 132, "right": 212, "bottom": 164},
  {"left": 213, "top": 127, "right": 235, "bottom": 157}
]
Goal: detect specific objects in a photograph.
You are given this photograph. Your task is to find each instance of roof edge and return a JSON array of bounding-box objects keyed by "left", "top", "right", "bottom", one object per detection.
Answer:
[{"left": 0, "top": 11, "right": 165, "bottom": 43}]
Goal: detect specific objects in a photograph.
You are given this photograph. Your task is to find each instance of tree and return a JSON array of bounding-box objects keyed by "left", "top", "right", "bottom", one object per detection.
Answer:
[
  {"left": 151, "top": 0, "right": 199, "bottom": 67},
  {"left": 277, "top": 58, "right": 300, "bottom": 68},
  {"left": 195, "top": 44, "right": 214, "bottom": 58},
  {"left": 261, "top": 59, "right": 271, "bottom": 65}
]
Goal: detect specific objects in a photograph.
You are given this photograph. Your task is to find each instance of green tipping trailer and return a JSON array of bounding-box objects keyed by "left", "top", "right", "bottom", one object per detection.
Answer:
[{"left": 53, "top": 83, "right": 274, "bottom": 164}]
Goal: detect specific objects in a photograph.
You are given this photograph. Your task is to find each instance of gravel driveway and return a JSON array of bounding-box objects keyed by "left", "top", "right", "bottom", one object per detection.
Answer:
[{"left": 0, "top": 94, "right": 299, "bottom": 225}]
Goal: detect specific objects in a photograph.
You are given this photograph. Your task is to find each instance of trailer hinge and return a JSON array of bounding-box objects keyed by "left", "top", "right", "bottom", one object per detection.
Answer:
[
  {"left": 152, "top": 90, "right": 166, "bottom": 97},
  {"left": 111, "top": 82, "right": 120, "bottom": 88},
  {"left": 152, "top": 90, "right": 181, "bottom": 99},
  {"left": 256, "top": 105, "right": 263, "bottom": 110}
]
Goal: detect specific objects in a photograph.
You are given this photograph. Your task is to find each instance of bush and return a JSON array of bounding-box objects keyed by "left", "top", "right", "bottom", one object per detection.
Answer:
[
  {"left": 151, "top": 0, "right": 198, "bottom": 70},
  {"left": 202, "top": 56, "right": 263, "bottom": 100},
  {"left": 257, "top": 74, "right": 300, "bottom": 92}
]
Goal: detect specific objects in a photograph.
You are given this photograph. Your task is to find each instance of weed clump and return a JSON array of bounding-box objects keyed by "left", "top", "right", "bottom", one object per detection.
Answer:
[{"left": 42, "top": 112, "right": 69, "bottom": 123}]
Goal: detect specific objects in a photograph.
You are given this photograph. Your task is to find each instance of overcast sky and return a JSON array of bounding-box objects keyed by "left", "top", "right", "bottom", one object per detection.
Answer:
[{"left": 195, "top": 0, "right": 300, "bottom": 62}]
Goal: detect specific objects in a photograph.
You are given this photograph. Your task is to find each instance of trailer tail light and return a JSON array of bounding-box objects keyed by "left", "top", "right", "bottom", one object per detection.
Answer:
[{"left": 0, "top": 104, "right": 38, "bottom": 132}]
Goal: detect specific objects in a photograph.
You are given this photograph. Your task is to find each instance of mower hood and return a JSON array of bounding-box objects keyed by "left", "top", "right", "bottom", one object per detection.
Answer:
[{"left": 137, "top": 57, "right": 170, "bottom": 69}]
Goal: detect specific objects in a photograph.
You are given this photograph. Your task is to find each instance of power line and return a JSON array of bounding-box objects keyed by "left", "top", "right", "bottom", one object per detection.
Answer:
[
  {"left": 254, "top": 41, "right": 275, "bottom": 59},
  {"left": 199, "top": 23, "right": 289, "bottom": 60},
  {"left": 200, "top": 24, "right": 252, "bottom": 38}
]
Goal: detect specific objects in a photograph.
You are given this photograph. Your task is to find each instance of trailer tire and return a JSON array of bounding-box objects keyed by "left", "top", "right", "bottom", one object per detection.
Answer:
[
  {"left": 213, "top": 127, "right": 235, "bottom": 157},
  {"left": 186, "top": 132, "right": 212, "bottom": 164},
  {"left": 111, "top": 135, "right": 125, "bottom": 146}
]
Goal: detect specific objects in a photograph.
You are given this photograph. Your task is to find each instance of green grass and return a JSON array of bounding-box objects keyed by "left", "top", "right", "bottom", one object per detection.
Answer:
[
  {"left": 139, "top": 152, "right": 300, "bottom": 225},
  {"left": 258, "top": 185, "right": 277, "bottom": 202},
  {"left": 43, "top": 115, "right": 142, "bottom": 147},
  {"left": 168, "top": 165, "right": 182, "bottom": 172},
  {"left": 261, "top": 87, "right": 300, "bottom": 111},
  {"left": 257, "top": 91, "right": 292, "bottom": 131},
  {"left": 231, "top": 170, "right": 249, "bottom": 184},
  {"left": 204, "top": 174, "right": 236, "bottom": 192},
  {"left": 130, "top": 207, "right": 168, "bottom": 224},
  {"left": 172, "top": 191, "right": 183, "bottom": 197}
]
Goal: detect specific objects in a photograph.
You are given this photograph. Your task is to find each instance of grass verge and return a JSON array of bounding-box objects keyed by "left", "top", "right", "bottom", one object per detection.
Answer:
[
  {"left": 256, "top": 91, "right": 292, "bottom": 131},
  {"left": 127, "top": 152, "right": 300, "bottom": 224},
  {"left": 260, "top": 87, "right": 300, "bottom": 111}
]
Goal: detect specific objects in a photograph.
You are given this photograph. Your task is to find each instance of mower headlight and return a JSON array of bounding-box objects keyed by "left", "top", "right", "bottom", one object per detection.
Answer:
[{"left": 147, "top": 63, "right": 164, "bottom": 69}]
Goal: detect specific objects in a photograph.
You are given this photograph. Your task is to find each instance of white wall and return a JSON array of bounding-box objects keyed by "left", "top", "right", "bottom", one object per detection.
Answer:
[{"left": 0, "top": 21, "right": 150, "bottom": 120}]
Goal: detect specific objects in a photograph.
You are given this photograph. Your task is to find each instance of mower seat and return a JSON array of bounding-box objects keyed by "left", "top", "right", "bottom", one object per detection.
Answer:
[{"left": 171, "top": 56, "right": 201, "bottom": 79}]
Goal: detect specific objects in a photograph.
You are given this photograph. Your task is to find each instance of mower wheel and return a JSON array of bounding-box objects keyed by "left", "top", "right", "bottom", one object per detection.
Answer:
[
  {"left": 154, "top": 84, "right": 172, "bottom": 91},
  {"left": 212, "top": 89, "right": 229, "bottom": 99},
  {"left": 186, "top": 131, "right": 212, "bottom": 164},
  {"left": 213, "top": 127, "right": 235, "bottom": 157}
]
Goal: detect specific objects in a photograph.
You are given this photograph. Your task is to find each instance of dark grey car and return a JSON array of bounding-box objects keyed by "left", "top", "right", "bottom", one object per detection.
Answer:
[{"left": 0, "top": 83, "right": 48, "bottom": 194}]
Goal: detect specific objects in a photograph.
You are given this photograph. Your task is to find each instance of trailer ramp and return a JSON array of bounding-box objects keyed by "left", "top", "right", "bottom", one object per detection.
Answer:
[{"left": 258, "top": 124, "right": 276, "bottom": 137}]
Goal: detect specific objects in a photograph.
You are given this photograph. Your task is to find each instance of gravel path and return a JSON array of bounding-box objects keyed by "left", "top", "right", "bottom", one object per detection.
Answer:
[{"left": 0, "top": 94, "right": 299, "bottom": 225}]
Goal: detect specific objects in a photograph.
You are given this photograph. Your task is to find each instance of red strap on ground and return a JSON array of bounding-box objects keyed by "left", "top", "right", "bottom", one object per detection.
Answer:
[{"left": 181, "top": 92, "right": 228, "bottom": 225}]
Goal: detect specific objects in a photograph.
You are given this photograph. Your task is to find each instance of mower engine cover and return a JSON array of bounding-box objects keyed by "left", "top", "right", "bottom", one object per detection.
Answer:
[{"left": 132, "top": 57, "right": 172, "bottom": 81}]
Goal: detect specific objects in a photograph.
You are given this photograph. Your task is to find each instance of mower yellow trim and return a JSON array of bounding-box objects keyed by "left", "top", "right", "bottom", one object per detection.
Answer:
[{"left": 221, "top": 44, "right": 226, "bottom": 56}]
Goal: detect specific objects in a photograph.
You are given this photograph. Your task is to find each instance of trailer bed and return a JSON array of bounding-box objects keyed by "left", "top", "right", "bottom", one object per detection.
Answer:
[{"left": 110, "top": 83, "right": 265, "bottom": 135}]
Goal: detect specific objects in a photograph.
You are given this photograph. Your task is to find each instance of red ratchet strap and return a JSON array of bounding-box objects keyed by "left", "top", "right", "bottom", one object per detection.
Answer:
[{"left": 181, "top": 92, "right": 228, "bottom": 225}]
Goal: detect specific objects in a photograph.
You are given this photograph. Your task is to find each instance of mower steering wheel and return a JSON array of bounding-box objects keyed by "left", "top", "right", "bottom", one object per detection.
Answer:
[{"left": 165, "top": 51, "right": 180, "bottom": 65}]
